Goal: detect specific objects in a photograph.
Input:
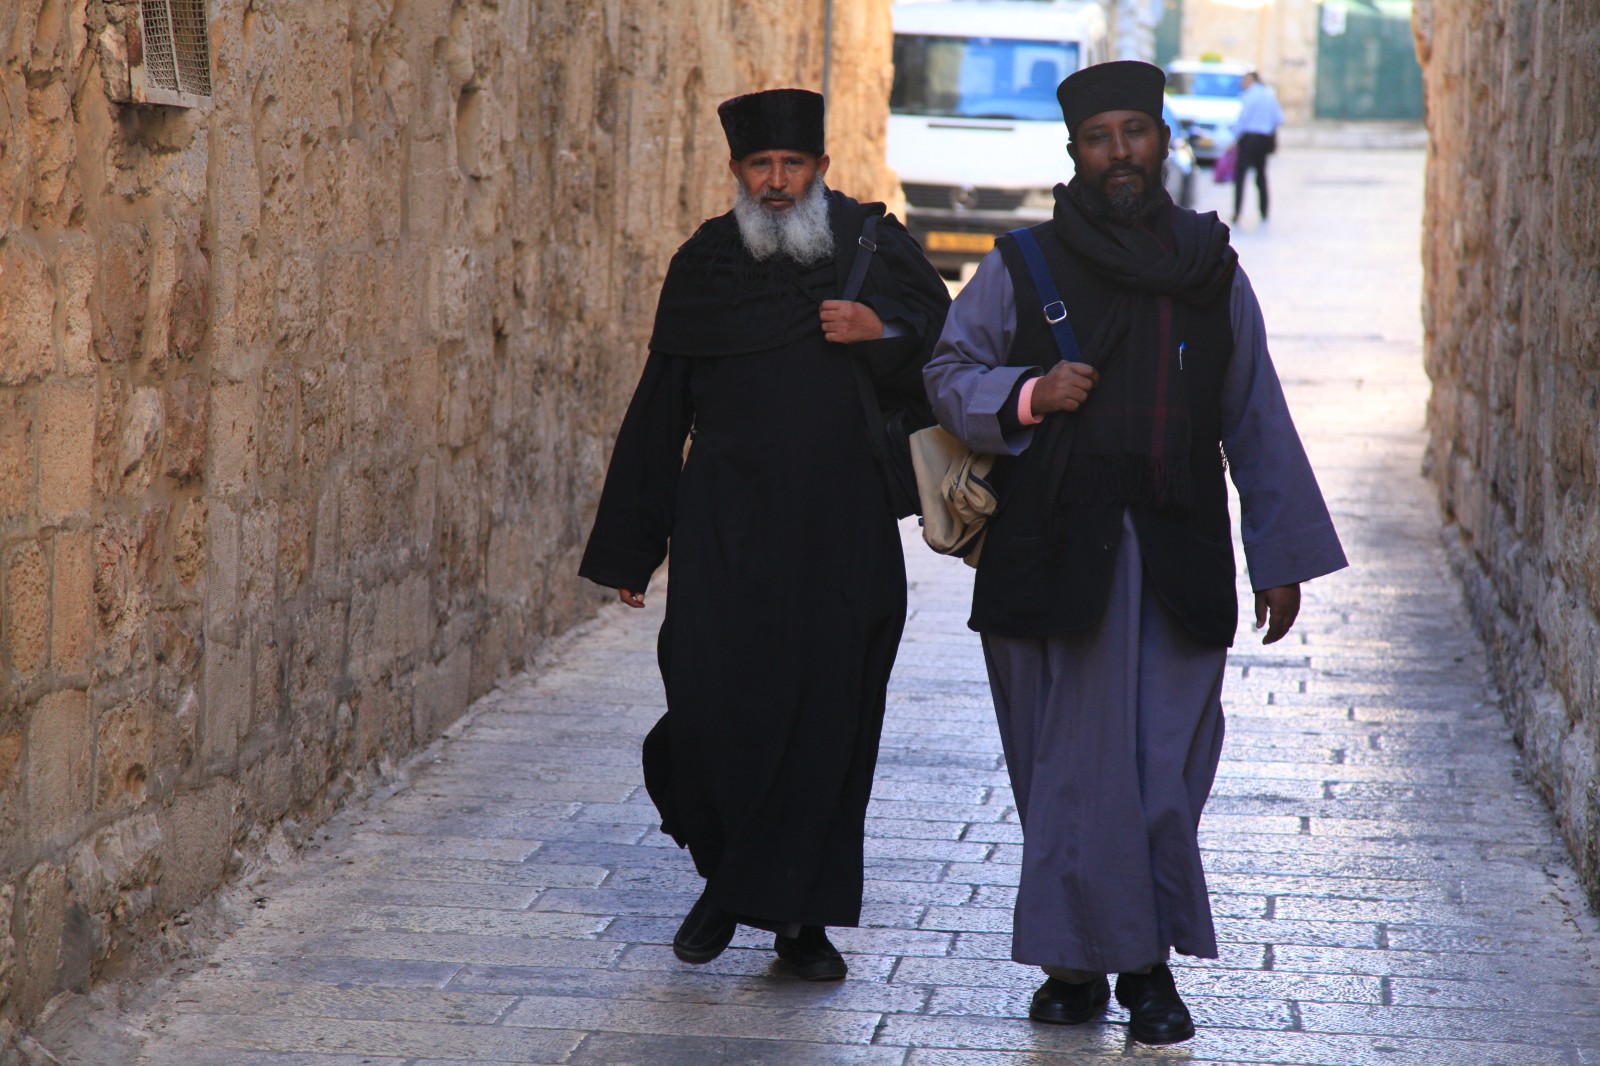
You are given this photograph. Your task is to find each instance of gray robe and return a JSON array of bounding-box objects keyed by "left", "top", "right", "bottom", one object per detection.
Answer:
[{"left": 924, "top": 251, "right": 1346, "bottom": 973}]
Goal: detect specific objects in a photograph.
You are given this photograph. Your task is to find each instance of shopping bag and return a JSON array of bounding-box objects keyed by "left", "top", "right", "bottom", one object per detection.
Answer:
[{"left": 1213, "top": 141, "right": 1237, "bottom": 184}]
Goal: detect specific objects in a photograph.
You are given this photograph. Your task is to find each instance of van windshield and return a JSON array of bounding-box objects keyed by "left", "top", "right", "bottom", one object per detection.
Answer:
[
  {"left": 891, "top": 35, "right": 1081, "bottom": 121},
  {"left": 1166, "top": 71, "right": 1243, "bottom": 98}
]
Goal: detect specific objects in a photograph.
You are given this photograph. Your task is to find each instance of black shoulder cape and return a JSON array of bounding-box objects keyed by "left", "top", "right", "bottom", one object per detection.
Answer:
[{"left": 647, "top": 190, "right": 943, "bottom": 360}]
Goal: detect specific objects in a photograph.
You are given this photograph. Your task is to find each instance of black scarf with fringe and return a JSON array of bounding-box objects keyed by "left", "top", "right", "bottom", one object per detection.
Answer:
[{"left": 1034, "top": 180, "right": 1237, "bottom": 530}]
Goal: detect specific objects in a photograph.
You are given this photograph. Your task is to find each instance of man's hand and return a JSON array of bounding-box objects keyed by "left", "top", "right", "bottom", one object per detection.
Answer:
[
  {"left": 1029, "top": 360, "right": 1101, "bottom": 416},
  {"left": 1253, "top": 584, "right": 1301, "bottom": 644},
  {"left": 619, "top": 588, "right": 645, "bottom": 609},
  {"left": 820, "top": 300, "right": 884, "bottom": 345}
]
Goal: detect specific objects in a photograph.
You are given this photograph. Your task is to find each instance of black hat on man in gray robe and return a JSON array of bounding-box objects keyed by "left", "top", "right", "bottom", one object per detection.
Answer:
[
  {"left": 1056, "top": 60, "right": 1166, "bottom": 140},
  {"left": 718, "top": 88, "right": 825, "bottom": 159}
]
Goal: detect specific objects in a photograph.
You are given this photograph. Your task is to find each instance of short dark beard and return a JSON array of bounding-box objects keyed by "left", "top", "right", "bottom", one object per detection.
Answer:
[{"left": 1070, "top": 163, "right": 1171, "bottom": 224}]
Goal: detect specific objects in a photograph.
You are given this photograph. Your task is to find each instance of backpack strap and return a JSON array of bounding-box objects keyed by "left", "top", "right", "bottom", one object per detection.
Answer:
[{"left": 1007, "top": 226, "right": 1084, "bottom": 365}]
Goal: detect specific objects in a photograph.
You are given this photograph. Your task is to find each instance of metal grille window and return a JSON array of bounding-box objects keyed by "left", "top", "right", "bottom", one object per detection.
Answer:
[{"left": 134, "top": 0, "right": 213, "bottom": 107}]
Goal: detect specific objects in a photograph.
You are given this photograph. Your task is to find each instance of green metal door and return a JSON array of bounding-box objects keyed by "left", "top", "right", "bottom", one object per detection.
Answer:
[
  {"left": 1314, "top": 0, "right": 1424, "bottom": 120},
  {"left": 1154, "top": 0, "right": 1183, "bottom": 68}
]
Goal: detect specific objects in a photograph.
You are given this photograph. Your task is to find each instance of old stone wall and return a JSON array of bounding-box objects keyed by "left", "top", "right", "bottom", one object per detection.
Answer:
[
  {"left": 0, "top": 0, "right": 892, "bottom": 1027},
  {"left": 1414, "top": 1, "right": 1600, "bottom": 902}
]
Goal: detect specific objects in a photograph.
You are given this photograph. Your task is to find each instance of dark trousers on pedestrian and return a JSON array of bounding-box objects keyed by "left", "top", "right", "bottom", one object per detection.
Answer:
[{"left": 1233, "top": 132, "right": 1274, "bottom": 221}]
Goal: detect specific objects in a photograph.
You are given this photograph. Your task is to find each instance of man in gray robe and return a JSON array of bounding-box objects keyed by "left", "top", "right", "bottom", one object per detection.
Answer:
[{"left": 922, "top": 61, "right": 1346, "bottom": 1045}]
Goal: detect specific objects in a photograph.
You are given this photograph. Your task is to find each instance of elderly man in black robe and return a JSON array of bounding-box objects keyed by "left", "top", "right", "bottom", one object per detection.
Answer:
[
  {"left": 579, "top": 89, "right": 949, "bottom": 981},
  {"left": 925, "top": 62, "right": 1346, "bottom": 1043}
]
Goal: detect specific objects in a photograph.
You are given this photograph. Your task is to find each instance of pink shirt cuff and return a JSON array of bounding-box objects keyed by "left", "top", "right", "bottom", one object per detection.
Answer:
[{"left": 1018, "top": 377, "right": 1044, "bottom": 426}]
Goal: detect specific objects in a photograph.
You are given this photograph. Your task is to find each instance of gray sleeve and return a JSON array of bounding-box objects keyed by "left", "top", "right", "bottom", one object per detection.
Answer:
[
  {"left": 922, "top": 251, "right": 1040, "bottom": 456},
  {"left": 1222, "top": 268, "right": 1349, "bottom": 590}
]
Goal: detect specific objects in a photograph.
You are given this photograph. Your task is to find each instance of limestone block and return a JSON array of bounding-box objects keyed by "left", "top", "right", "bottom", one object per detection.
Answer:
[
  {"left": 117, "top": 386, "right": 163, "bottom": 495},
  {"left": 0, "top": 239, "right": 55, "bottom": 385},
  {"left": 251, "top": 624, "right": 283, "bottom": 734},
  {"left": 155, "top": 783, "right": 238, "bottom": 913},
  {"left": 5, "top": 539, "right": 49, "bottom": 681},
  {"left": 57, "top": 234, "right": 96, "bottom": 377},
  {"left": 93, "top": 516, "right": 149, "bottom": 681},
  {"left": 27, "top": 689, "right": 92, "bottom": 842},
  {"left": 240, "top": 505, "right": 280, "bottom": 624},
  {"left": 345, "top": 583, "right": 389, "bottom": 684},
  {"left": 39, "top": 379, "right": 96, "bottom": 521},
  {"left": 0, "top": 760, "right": 19, "bottom": 878},
  {"left": 25, "top": 75, "right": 80, "bottom": 228},
  {"left": 200, "top": 641, "right": 250, "bottom": 771},
  {"left": 209, "top": 381, "right": 258, "bottom": 496},
  {"left": 65, "top": 812, "right": 162, "bottom": 920},
  {"left": 94, "top": 14, "right": 132, "bottom": 101},
  {"left": 148, "top": 679, "right": 198, "bottom": 798},
  {"left": 0, "top": 883, "right": 14, "bottom": 1001},
  {"left": 311, "top": 480, "right": 342, "bottom": 591},
  {"left": 241, "top": 749, "right": 296, "bottom": 828},
  {"left": 51, "top": 528, "right": 93, "bottom": 676},
  {"left": 211, "top": 251, "right": 271, "bottom": 382},
  {"left": 0, "top": 391, "right": 31, "bottom": 528},
  {"left": 296, "top": 363, "right": 345, "bottom": 475},
  {"left": 171, "top": 497, "right": 206, "bottom": 592},
  {"left": 93, "top": 223, "right": 149, "bottom": 364},
  {"left": 285, "top": 601, "right": 347, "bottom": 742},
  {"left": 273, "top": 255, "right": 322, "bottom": 355},
  {"left": 210, "top": 122, "right": 262, "bottom": 249},
  {"left": 95, "top": 698, "right": 153, "bottom": 810},
  {"left": 486, "top": 521, "right": 534, "bottom": 605},
  {"left": 430, "top": 247, "right": 475, "bottom": 343},
  {"left": 412, "top": 643, "right": 472, "bottom": 743},
  {"left": 204, "top": 499, "right": 240, "bottom": 647},
  {"left": 163, "top": 373, "right": 207, "bottom": 483},
  {"left": 275, "top": 495, "right": 311, "bottom": 598},
  {"left": 16, "top": 863, "right": 66, "bottom": 1018}
]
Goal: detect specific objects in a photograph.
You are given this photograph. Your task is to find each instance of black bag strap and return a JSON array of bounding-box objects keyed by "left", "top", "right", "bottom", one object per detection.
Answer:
[
  {"left": 844, "top": 213, "right": 891, "bottom": 466},
  {"left": 1007, "top": 226, "right": 1083, "bottom": 365},
  {"left": 842, "top": 212, "right": 880, "bottom": 302}
]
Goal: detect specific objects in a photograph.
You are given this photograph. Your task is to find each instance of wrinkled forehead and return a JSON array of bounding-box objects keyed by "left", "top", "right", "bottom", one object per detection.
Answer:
[{"left": 734, "top": 148, "right": 821, "bottom": 164}]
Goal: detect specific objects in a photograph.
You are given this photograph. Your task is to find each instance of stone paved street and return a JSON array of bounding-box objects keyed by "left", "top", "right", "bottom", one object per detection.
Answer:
[{"left": 41, "top": 147, "right": 1600, "bottom": 1064}]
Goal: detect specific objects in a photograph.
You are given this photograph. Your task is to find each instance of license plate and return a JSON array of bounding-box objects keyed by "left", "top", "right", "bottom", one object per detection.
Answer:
[{"left": 925, "top": 231, "right": 995, "bottom": 254}]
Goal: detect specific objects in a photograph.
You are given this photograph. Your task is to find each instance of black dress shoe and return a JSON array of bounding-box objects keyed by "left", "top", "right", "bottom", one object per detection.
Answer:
[
  {"left": 774, "top": 926, "right": 847, "bottom": 981},
  {"left": 1114, "top": 964, "right": 1195, "bottom": 1045},
  {"left": 1028, "top": 975, "right": 1110, "bottom": 1025},
  {"left": 672, "top": 895, "right": 736, "bottom": 964}
]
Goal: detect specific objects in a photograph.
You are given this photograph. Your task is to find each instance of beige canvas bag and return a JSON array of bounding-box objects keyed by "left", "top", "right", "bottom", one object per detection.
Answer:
[{"left": 909, "top": 425, "right": 998, "bottom": 568}]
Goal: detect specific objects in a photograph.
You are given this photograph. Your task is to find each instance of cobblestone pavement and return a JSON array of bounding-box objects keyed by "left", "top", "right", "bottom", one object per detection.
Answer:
[{"left": 44, "top": 148, "right": 1600, "bottom": 1064}]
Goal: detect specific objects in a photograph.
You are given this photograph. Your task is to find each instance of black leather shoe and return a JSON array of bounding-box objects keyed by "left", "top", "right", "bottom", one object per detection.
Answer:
[
  {"left": 774, "top": 926, "right": 847, "bottom": 981},
  {"left": 1114, "top": 964, "right": 1195, "bottom": 1045},
  {"left": 1028, "top": 975, "right": 1110, "bottom": 1025},
  {"left": 672, "top": 896, "right": 736, "bottom": 964}
]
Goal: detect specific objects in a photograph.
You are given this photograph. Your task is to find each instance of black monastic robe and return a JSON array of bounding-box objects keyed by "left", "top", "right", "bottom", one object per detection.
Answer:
[{"left": 579, "top": 191, "right": 950, "bottom": 928}]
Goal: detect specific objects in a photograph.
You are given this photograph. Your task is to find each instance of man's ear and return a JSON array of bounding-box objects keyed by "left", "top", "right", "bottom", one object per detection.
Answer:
[
  {"left": 1160, "top": 123, "right": 1171, "bottom": 160},
  {"left": 1066, "top": 141, "right": 1079, "bottom": 168},
  {"left": 816, "top": 153, "right": 831, "bottom": 177},
  {"left": 728, "top": 157, "right": 741, "bottom": 179}
]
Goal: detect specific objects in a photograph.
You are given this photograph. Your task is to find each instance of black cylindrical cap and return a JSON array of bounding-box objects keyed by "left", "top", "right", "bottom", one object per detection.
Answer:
[
  {"left": 1057, "top": 60, "right": 1167, "bottom": 139},
  {"left": 718, "top": 88, "right": 826, "bottom": 159}
]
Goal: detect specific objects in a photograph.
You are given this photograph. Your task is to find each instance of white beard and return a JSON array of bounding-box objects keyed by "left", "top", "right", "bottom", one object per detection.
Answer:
[{"left": 732, "top": 177, "right": 834, "bottom": 265}]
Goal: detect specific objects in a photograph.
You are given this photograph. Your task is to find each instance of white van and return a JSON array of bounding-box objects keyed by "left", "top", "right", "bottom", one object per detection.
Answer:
[{"left": 888, "top": 0, "right": 1111, "bottom": 273}]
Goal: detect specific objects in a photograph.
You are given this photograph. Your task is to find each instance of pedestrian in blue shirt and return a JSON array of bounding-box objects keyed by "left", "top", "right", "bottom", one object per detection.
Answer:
[{"left": 1232, "top": 72, "right": 1283, "bottom": 223}]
